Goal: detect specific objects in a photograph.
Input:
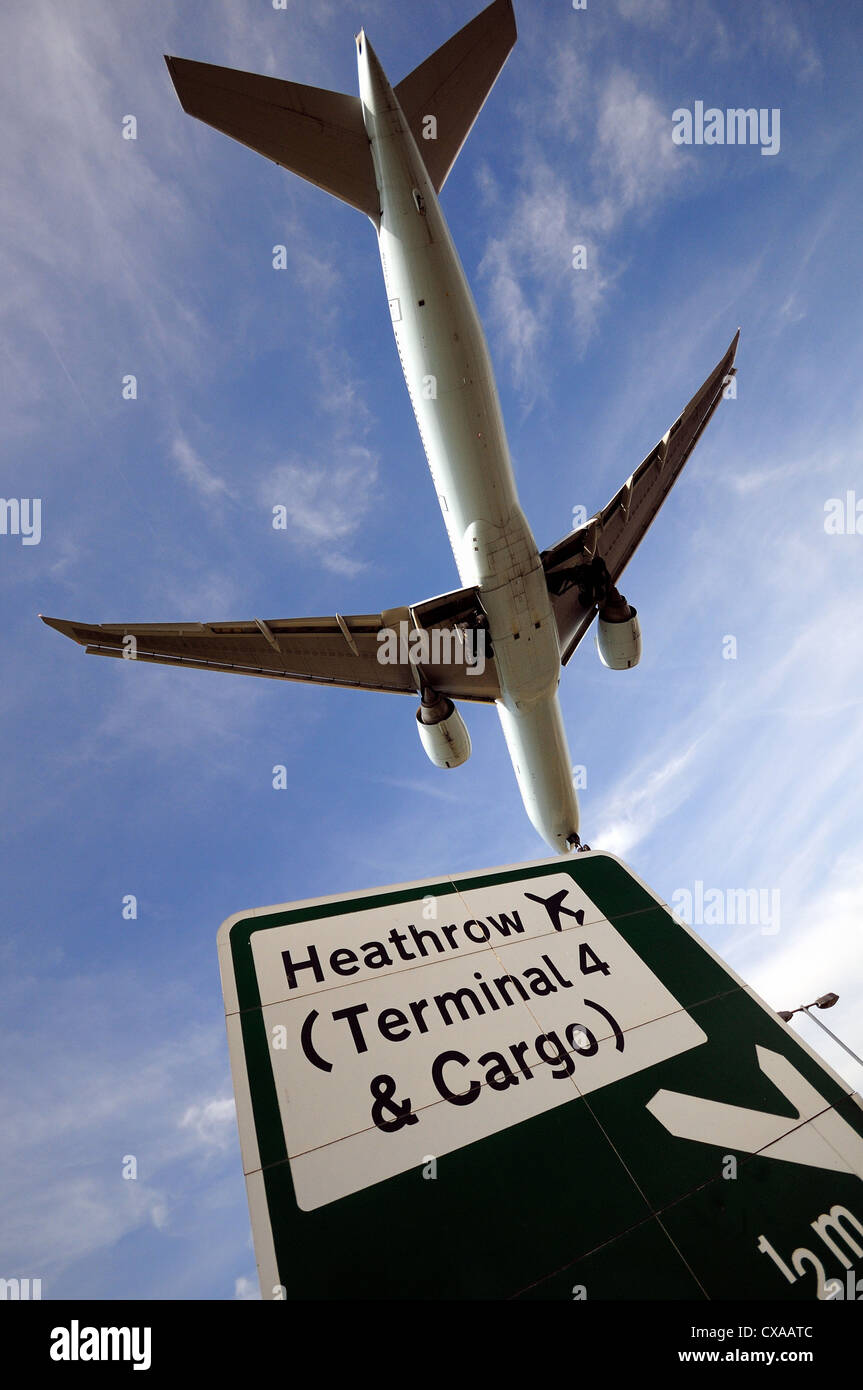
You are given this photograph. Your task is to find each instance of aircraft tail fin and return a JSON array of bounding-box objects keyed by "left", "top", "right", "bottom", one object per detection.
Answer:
[
  {"left": 165, "top": 1, "right": 516, "bottom": 215},
  {"left": 164, "top": 56, "right": 380, "bottom": 219},
  {"left": 395, "top": 0, "right": 517, "bottom": 193}
]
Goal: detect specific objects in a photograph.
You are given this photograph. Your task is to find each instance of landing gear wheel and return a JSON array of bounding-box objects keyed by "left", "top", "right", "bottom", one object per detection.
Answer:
[{"left": 566, "top": 832, "right": 592, "bottom": 853}]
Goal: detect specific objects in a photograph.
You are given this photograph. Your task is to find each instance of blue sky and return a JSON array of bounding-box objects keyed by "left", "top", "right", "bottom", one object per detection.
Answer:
[{"left": 2, "top": 0, "right": 862, "bottom": 1299}]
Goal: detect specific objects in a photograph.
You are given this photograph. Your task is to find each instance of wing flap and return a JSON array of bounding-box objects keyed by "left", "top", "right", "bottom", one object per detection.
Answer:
[{"left": 41, "top": 587, "right": 500, "bottom": 702}]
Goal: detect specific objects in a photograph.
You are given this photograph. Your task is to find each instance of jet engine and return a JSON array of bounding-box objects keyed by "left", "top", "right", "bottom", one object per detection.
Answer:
[
  {"left": 595, "top": 587, "right": 642, "bottom": 670},
  {"left": 416, "top": 689, "right": 471, "bottom": 768}
]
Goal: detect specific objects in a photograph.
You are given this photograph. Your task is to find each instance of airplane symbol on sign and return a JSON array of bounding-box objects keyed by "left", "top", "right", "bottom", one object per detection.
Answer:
[{"left": 523, "top": 888, "right": 585, "bottom": 932}]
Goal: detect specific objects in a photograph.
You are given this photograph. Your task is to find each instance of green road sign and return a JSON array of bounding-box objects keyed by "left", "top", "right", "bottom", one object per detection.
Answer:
[{"left": 218, "top": 852, "right": 863, "bottom": 1300}]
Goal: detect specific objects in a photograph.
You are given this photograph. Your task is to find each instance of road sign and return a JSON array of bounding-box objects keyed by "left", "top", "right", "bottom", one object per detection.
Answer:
[{"left": 218, "top": 852, "right": 863, "bottom": 1299}]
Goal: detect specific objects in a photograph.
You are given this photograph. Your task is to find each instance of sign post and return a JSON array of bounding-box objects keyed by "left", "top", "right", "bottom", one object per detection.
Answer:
[{"left": 218, "top": 851, "right": 863, "bottom": 1300}]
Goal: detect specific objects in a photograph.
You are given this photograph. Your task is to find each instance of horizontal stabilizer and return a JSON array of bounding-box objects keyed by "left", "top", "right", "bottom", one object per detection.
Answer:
[
  {"left": 543, "top": 331, "right": 740, "bottom": 664},
  {"left": 395, "top": 0, "right": 517, "bottom": 193},
  {"left": 164, "top": 56, "right": 379, "bottom": 219},
  {"left": 40, "top": 585, "right": 500, "bottom": 703}
]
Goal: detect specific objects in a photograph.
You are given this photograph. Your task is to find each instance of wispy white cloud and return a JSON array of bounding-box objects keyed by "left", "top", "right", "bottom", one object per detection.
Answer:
[
  {"left": 52, "top": 665, "right": 266, "bottom": 785},
  {"left": 180, "top": 1096, "right": 237, "bottom": 1151},
  {"left": 615, "top": 0, "right": 673, "bottom": 29},
  {"left": 0, "top": 2, "right": 213, "bottom": 434},
  {"left": 172, "top": 435, "right": 234, "bottom": 501},
  {"left": 591, "top": 736, "right": 706, "bottom": 859},
  {"left": 479, "top": 161, "right": 617, "bottom": 395},
  {"left": 376, "top": 775, "right": 465, "bottom": 805},
  {"left": 721, "top": 456, "right": 811, "bottom": 496},
  {"left": 739, "top": 848, "right": 863, "bottom": 1090},
  {"left": 46, "top": 536, "right": 83, "bottom": 579},
  {"left": 479, "top": 65, "right": 692, "bottom": 395},
  {"left": 152, "top": 568, "right": 247, "bottom": 619},
  {"left": 614, "top": 0, "right": 820, "bottom": 80},
  {"left": 589, "top": 68, "right": 688, "bottom": 232},
  {"left": 259, "top": 445, "right": 379, "bottom": 576},
  {"left": 754, "top": 0, "right": 822, "bottom": 82},
  {"left": 311, "top": 345, "right": 376, "bottom": 433},
  {"left": 0, "top": 969, "right": 234, "bottom": 1286},
  {"left": 479, "top": 235, "right": 543, "bottom": 389}
]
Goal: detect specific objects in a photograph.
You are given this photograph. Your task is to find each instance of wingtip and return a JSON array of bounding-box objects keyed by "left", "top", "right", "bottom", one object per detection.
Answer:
[{"left": 40, "top": 614, "right": 79, "bottom": 642}]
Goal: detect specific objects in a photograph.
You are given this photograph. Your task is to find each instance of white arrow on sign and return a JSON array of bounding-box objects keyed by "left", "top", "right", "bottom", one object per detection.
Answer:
[{"left": 647, "top": 1047, "right": 863, "bottom": 1176}]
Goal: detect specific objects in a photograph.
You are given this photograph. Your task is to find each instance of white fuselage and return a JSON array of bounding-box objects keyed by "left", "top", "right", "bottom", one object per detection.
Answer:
[{"left": 358, "top": 35, "right": 579, "bottom": 853}]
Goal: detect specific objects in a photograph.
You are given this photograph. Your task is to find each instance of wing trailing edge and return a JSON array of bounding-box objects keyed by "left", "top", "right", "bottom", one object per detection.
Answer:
[{"left": 40, "top": 585, "right": 500, "bottom": 703}]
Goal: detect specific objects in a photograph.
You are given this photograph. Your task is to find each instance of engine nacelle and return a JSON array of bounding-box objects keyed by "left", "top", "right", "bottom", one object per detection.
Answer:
[
  {"left": 595, "top": 590, "right": 642, "bottom": 670},
  {"left": 416, "top": 691, "right": 471, "bottom": 769}
]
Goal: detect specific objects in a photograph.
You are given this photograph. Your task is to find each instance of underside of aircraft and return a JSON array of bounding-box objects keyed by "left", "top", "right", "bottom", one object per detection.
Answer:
[
  {"left": 41, "top": 0, "right": 739, "bottom": 850},
  {"left": 41, "top": 329, "right": 737, "bottom": 754}
]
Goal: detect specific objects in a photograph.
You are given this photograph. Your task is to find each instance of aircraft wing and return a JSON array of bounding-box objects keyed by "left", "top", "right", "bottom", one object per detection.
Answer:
[
  {"left": 40, "top": 586, "right": 500, "bottom": 703},
  {"left": 542, "top": 331, "right": 740, "bottom": 664}
]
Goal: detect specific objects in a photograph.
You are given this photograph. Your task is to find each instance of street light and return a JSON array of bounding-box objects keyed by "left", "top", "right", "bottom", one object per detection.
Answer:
[{"left": 778, "top": 993, "right": 863, "bottom": 1067}]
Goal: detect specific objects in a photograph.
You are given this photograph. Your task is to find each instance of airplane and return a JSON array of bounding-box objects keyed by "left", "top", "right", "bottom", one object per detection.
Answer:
[{"left": 41, "top": 0, "right": 738, "bottom": 856}]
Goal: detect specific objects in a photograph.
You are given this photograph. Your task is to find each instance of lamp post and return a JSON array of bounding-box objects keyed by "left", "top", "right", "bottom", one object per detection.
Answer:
[{"left": 778, "top": 993, "right": 863, "bottom": 1068}]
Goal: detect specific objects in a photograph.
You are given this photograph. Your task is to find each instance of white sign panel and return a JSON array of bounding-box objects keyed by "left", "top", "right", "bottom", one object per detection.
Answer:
[{"left": 223, "top": 869, "right": 706, "bottom": 1212}]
